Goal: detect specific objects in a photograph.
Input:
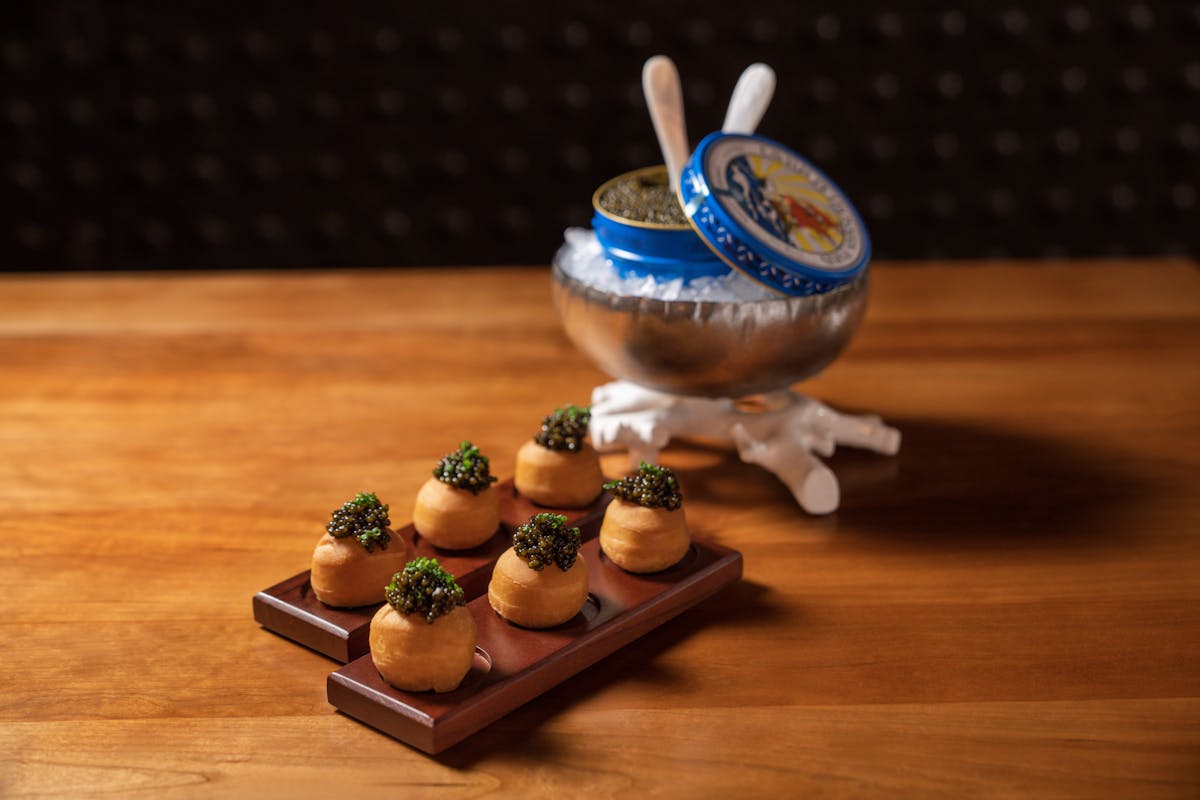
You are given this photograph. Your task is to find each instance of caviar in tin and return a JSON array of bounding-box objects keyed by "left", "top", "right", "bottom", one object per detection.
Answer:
[
  {"left": 434, "top": 441, "right": 498, "bottom": 494},
  {"left": 326, "top": 491, "right": 392, "bottom": 552},
  {"left": 534, "top": 405, "right": 591, "bottom": 452},
  {"left": 598, "top": 172, "right": 688, "bottom": 226},
  {"left": 604, "top": 462, "right": 683, "bottom": 511},
  {"left": 512, "top": 513, "right": 581, "bottom": 572},
  {"left": 384, "top": 557, "right": 466, "bottom": 624}
]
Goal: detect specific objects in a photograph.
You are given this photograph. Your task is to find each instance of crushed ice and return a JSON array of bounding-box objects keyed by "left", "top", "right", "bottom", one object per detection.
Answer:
[{"left": 555, "top": 228, "right": 778, "bottom": 302}]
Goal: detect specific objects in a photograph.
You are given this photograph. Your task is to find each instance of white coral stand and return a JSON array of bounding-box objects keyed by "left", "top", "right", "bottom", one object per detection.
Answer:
[{"left": 589, "top": 380, "right": 901, "bottom": 515}]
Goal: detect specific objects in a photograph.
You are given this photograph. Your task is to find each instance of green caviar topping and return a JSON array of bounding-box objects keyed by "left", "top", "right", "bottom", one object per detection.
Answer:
[
  {"left": 327, "top": 492, "right": 392, "bottom": 552},
  {"left": 604, "top": 462, "right": 683, "bottom": 510},
  {"left": 434, "top": 441, "right": 498, "bottom": 494},
  {"left": 384, "top": 558, "right": 465, "bottom": 623},
  {"left": 533, "top": 405, "right": 591, "bottom": 452},
  {"left": 512, "top": 513, "right": 581, "bottom": 572}
]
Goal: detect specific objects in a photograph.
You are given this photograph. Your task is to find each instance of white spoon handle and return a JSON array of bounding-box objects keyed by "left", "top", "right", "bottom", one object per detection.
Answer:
[
  {"left": 642, "top": 55, "right": 690, "bottom": 191},
  {"left": 722, "top": 62, "right": 776, "bottom": 134}
]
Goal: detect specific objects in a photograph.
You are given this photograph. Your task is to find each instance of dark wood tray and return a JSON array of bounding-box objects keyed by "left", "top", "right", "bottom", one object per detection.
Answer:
[
  {"left": 252, "top": 479, "right": 611, "bottom": 662},
  {"left": 327, "top": 536, "right": 742, "bottom": 754}
]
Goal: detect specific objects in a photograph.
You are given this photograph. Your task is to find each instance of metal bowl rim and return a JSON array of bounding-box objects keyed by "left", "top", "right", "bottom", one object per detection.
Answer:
[{"left": 552, "top": 257, "right": 868, "bottom": 313}]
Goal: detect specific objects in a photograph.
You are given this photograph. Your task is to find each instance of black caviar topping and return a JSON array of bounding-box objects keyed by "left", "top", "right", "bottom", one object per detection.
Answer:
[
  {"left": 603, "top": 463, "right": 683, "bottom": 510},
  {"left": 512, "top": 513, "right": 581, "bottom": 572},
  {"left": 533, "top": 405, "right": 591, "bottom": 452},
  {"left": 384, "top": 558, "right": 465, "bottom": 623},
  {"left": 434, "top": 441, "right": 498, "bottom": 494},
  {"left": 327, "top": 491, "right": 392, "bottom": 552}
]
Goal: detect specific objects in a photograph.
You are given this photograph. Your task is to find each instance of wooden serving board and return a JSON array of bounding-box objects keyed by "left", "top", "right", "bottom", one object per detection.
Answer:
[
  {"left": 327, "top": 536, "right": 743, "bottom": 754},
  {"left": 252, "top": 480, "right": 611, "bottom": 662}
]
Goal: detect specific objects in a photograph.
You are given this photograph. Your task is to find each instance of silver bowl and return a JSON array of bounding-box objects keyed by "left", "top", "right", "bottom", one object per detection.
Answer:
[{"left": 551, "top": 259, "right": 869, "bottom": 398}]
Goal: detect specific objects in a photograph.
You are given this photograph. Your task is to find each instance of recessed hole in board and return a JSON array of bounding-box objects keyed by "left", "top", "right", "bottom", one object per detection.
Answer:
[
  {"left": 445, "top": 646, "right": 494, "bottom": 693},
  {"left": 580, "top": 592, "right": 601, "bottom": 623},
  {"left": 472, "top": 646, "right": 493, "bottom": 674}
]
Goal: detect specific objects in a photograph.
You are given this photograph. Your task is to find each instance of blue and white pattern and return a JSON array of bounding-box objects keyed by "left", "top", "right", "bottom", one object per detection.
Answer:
[{"left": 691, "top": 200, "right": 829, "bottom": 296}]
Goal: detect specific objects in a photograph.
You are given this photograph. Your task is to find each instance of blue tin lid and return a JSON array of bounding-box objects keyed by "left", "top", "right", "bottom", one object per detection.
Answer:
[{"left": 679, "top": 132, "right": 871, "bottom": 296}]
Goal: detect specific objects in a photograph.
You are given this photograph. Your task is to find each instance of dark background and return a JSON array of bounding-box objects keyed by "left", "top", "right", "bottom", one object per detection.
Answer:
[{"left": 3, "top": 1, "right": 1198, "bottom": 270}]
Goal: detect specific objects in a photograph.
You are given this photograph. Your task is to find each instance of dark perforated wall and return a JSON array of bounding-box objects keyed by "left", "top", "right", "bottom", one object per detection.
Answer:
[{"left": 3, "top": 2, "right": 1198, "bottom": 270}]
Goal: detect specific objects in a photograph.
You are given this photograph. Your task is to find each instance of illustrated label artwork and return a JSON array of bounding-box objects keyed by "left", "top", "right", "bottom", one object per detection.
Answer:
[{"left": 706, "top": 138, "right": 865, "bottom": 272}]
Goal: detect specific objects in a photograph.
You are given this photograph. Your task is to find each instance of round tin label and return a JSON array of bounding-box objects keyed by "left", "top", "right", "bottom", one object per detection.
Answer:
[{"left": 701, "top": 136, "right": 867, "bottom": 274}]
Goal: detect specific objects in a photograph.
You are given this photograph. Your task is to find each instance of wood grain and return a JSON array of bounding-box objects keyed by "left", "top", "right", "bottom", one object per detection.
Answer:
[{"left": 2, "top": 260, "right": 1198, "bottom": 798}]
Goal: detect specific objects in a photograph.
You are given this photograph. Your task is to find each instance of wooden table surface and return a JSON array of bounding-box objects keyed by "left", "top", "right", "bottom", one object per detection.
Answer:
[{"left": 2, "top": 260, "right": 1198, "bottom": 798}]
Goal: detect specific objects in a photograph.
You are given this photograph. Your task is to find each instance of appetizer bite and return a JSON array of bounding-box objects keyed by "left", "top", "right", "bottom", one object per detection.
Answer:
[
  {"left": 311, "top": 492, "right": 411, "bottom": 607},
  {"left": 599, "top": 463, "right": 691, "bottom": 573},
  {"left": 488, "top": 513, "right": 589, "bottom": 628},
  {"left": 514, "top": 405, "right": 604, "bottom": 508},
  {"left": 413, "top": 441, "right": 501, "bottom": 550},
  {"left": 370, "top": 557, "right": 478, "bottom": 693}
]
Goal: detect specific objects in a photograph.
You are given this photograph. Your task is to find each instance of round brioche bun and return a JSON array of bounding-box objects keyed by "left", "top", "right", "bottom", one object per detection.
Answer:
[
  {"left": 599, "top": 498, "right": 690, "bottom": 573},
  {"left": 310, "top": 530, "right": 410, "bottom": 608},
  {"left": 513, "top": 440, "right": 603, "bottom": 508},
  {"left": 487, "top": 547, "right": 589, "bottom": 628},
  {"left": 412, "top": 477, "right": 500, "bottom": 550},
  {"left": 369, "top": 603, "right": 477, "bottom": 692}
]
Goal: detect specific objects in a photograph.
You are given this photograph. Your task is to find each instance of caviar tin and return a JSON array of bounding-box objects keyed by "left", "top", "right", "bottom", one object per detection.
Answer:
[
  {"left": 592, "top": 165, "right": 729, "bottom": 281},
  {"left": 679, "top": 132, "right": 871, "bottom": 296}
]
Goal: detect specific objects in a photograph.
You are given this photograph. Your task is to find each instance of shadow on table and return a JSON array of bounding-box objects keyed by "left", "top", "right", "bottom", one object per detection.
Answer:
[
  {"left": 677, "top": 415, "right": 1155, "bottom": 552},
  {"left": 432, "top": 578, "right": 782, "bottom": 767}
]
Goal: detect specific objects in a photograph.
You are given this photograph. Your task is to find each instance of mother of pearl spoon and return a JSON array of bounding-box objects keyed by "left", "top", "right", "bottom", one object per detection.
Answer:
[
  {"left": 643, "top": 57, "right": 777, "bottom": 200},
  {"left": 642, "top": 55, "right": 690, "bottom": 194},
  {"left": 722, "top": 62, "right": 776, "bottom": 134}
]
